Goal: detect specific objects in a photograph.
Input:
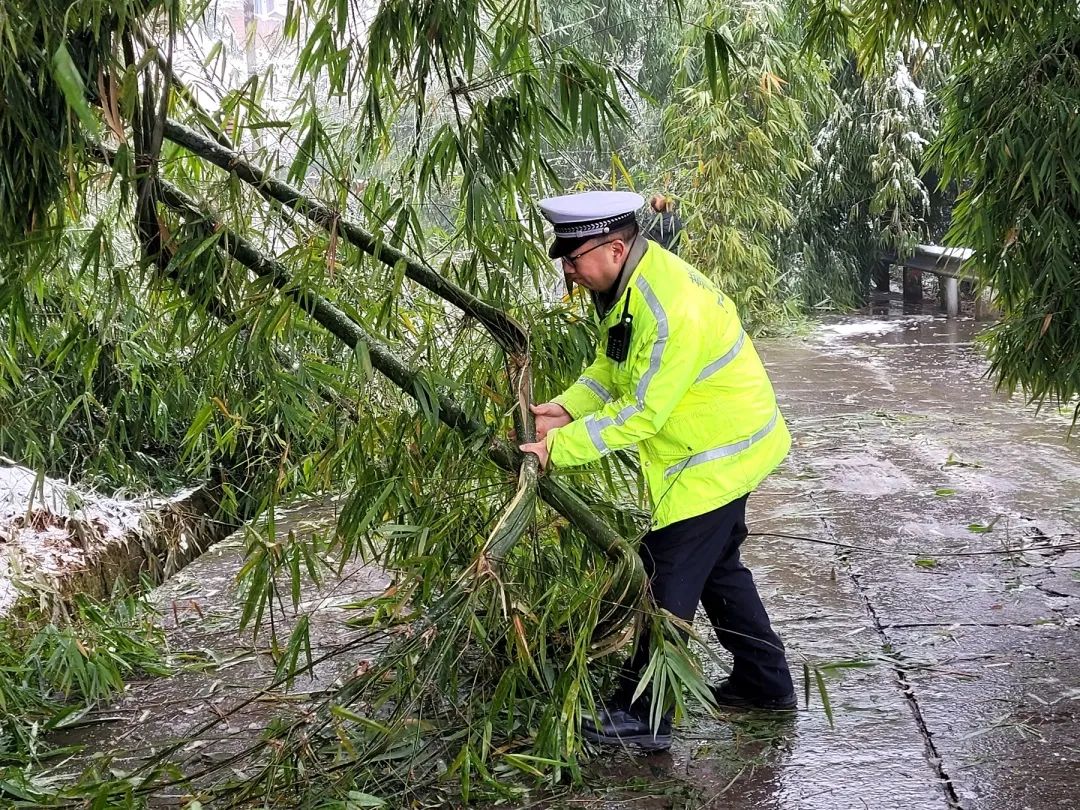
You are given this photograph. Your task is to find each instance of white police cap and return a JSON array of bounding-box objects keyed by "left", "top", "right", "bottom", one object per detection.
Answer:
[{"left": 539, "top": 190, "right": 644, "bottom": 258}]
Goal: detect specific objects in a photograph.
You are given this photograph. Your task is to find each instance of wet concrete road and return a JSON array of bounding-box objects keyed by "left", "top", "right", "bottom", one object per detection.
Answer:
[
  {"left": 47, "top": 312, "right": 1080, "bottom": 808},
  {"left": 584, "top": 312, "right": 1080, "bottom": 809},
  {"left": 46, "top": 506, "right": 391, "bottom": 801}
]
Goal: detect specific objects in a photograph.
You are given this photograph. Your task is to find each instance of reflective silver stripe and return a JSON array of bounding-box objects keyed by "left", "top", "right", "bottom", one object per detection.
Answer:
[
  {"left": 585, "top": 416, "right": 609, "bottom": 453},
  {"left": 634, "top": 275, "right": 669, "bottom": 405},
  {"left": 664, "top": 409, "right": 780, "bottom": 478},
  {"left": 614, "top": 402, "right": 638, "bottom": 425},
  {"left": 696, "top": 329, "right": 746, "bottom": 383},
  {"left": 579, "top": 376, "right": 613, "bottom": 403},
  {"left": 591, "top": 404, "right": 641, "bottom": 431}
]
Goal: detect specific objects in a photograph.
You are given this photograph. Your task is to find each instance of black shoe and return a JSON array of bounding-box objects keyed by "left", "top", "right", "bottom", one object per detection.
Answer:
[
  {"left": 711, "top": 679, "right": 797, "bottom": 712},
  {"left": 581, "top": 708, "right": 672, "bottom": 751}
]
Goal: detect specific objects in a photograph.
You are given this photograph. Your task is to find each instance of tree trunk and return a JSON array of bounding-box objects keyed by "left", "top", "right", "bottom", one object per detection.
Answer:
[
  {"left": 874, "top": 260, "right": 891, "bottom": 293},
  {"left": 903, "top": 267, "right": 923, "bottom": 309},
  {"left": 161, "top": 120, "right": 529, "bottom": 357}
]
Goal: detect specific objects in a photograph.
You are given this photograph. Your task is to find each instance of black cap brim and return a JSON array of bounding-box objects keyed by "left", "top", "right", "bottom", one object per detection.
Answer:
[{"left": 548, "top": 235, "right": 589, "bottom": 260}]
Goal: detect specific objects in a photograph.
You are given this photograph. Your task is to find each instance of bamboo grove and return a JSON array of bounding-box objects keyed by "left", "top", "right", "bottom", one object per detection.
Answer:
[{"left": 1, "top": 0, "right": 675, "bottom": 804}]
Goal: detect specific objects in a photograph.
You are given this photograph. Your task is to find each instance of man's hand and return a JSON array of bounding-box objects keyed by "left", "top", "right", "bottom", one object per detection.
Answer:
[
  {"left": 530, "top": 402, "right": 572, "bottom": 441},
  {"left": 519, "top": 438, "right": 550, "bottom": 470}
]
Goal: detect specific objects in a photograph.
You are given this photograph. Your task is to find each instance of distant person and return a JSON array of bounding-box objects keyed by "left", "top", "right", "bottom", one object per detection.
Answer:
[{"left": 644, "top": 193, "right": 684, "bottom": 254}]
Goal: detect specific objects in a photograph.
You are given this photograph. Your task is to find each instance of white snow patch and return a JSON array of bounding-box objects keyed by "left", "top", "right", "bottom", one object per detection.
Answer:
[
  {"left": 891, "top": 52, "right": 926, "bottom": 111},
  {"left": 819, "top": 321, "right": 906, "bottom": 338},
  {"left": 1, "top": 465, "right": 147, "bottom": 540},
  {"left": 0, "top": 464, "right": 154, "bottom": 615}
]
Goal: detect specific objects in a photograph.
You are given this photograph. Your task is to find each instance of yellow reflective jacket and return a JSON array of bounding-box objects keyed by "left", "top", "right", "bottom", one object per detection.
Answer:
[{"left": 547, "top": 243, "right": 790, "bottom": 529}]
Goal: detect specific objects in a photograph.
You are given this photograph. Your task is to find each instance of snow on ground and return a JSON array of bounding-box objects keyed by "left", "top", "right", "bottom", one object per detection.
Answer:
[
  {"left": 818, "top": 320, "right": 906, "bottom": 338},
  {"left": 818, "top": 316, "right": 937, "bottom": 339},
  {"left": 0, "top": 464, "right": 151, "bottom": 615}
]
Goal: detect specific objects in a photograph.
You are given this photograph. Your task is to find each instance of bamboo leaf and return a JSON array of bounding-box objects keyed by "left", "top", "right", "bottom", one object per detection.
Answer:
[
  {"left": 51, "top": 43, "right": 102, "bottom": 139},
  {"left": 344, "top": 791, "right": 387, "bottom": 808},
  {"left": 815, "top": 667, "right": 833, "bottom": 728}
]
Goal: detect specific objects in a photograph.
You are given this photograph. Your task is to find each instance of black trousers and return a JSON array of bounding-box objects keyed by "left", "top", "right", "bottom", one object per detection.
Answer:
[{"left": 614, "top": 496, "right": 794, "bottom": 706}]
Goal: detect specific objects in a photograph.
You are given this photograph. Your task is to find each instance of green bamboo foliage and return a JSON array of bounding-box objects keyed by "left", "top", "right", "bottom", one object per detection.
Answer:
[
  {"left": 0, "top": 593, "right": 168, "bottom": 767},
  {"left": 0, "top": 1, "right": 690, "bottom": 804},
  {"left": 931, "top": 23, "right": 1080, "bottom": 413},
  {"left": 790, "top": 46, "right": 948, "bottom": 309},
  {"left": 805, "top": 0, "right": 1080, "bottom": 413},
  {"left": 658, "top": 0, "right": 827, "bottom": 331}
]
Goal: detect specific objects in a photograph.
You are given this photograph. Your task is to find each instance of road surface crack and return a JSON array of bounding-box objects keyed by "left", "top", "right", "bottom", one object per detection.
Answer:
[{"left": 812, "top": 497, "right": 963, "bottom": 809}]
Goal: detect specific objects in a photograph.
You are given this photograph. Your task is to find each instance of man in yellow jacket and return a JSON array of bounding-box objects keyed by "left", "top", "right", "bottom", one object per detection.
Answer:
[{"left": 520, "top": 191, "right": 795, "bottom": 749}]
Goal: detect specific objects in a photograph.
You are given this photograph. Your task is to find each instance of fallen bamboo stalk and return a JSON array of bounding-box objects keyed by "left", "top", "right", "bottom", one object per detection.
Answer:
[
  {"left": 161, "top": 119, "right": 529, "bottom": 356},
  {"left": 150, "top": 176, "right": 639, "bottom": 591},
  {"left": 483, "top": 354, "right": 539, "bottom": 566}
]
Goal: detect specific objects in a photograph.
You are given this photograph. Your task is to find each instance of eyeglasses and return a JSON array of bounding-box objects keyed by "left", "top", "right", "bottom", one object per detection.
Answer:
[{"left": 563, "top": 239, "right": 615, "bottom": 268}]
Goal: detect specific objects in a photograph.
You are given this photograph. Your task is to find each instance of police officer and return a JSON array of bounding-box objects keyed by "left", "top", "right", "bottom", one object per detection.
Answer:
[{"left": 519, "top": 191, "right": 796, "bottom": 750}]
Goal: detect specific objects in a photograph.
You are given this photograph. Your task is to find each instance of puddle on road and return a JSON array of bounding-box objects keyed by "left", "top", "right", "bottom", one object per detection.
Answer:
[{"left": 752, "top": 308, "right": 1080, "bottom": 810}]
